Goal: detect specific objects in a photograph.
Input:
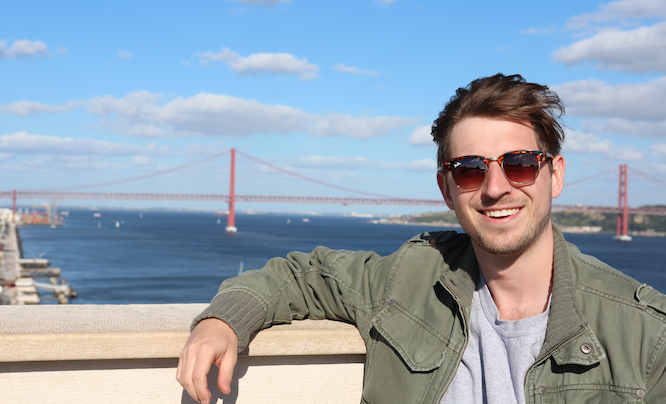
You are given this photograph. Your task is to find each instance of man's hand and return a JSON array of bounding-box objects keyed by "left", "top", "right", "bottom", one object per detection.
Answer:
[{"left": 177, "top": 318, "right": 239, "bottom": 404}]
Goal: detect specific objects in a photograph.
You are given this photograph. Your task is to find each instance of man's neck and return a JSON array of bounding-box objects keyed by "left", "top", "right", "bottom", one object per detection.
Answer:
[{"left": 472, "top": 226, "right": 555, "bottom": 321}]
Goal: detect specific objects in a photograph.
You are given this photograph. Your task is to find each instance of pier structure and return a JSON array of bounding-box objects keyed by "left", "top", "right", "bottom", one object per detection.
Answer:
[
  {"left": 0, "top": 220, "right": 76, "bottom": 305},
  {"left": 0, "top": 304, "right": 365, "bottom": 403},
  {"left": 1, "top": 222, "right": 25, "bottom": 304}
]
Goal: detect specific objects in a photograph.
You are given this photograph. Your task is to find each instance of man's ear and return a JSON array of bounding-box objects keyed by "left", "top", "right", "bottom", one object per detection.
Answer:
[
  {"left": 550, "top": 155, "right": 566, "bottom": 199},
  {"left": 437, "top": 170, "right": 456, "bottom": 210}
]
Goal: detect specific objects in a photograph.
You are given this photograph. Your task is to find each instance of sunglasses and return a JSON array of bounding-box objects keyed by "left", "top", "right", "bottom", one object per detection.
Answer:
[{"left": 440, "top": 150, "right": 553, "bottom": 190}]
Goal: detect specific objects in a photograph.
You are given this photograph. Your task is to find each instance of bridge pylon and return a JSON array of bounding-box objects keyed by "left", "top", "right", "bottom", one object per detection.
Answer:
[
  {"left": 614, "top": 164, "right": 631, "bottom": 241},
  {"left": 225, "top": 148, "right": 237, "bottom": 233}
]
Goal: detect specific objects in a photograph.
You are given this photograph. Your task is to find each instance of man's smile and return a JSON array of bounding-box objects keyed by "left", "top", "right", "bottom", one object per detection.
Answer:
[{"left": 482, "top": 208, "right": 521, "bottom": 218}]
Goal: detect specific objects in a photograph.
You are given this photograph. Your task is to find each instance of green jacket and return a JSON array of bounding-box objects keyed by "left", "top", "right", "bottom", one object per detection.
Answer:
[{"left": 194, "top": 226, "right": 666, "bottom": 403}]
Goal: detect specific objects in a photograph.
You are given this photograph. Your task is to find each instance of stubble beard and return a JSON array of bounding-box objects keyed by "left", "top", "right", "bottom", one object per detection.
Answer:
[{"left": 462, "top": 197, "right": 553, "bottom": 257}]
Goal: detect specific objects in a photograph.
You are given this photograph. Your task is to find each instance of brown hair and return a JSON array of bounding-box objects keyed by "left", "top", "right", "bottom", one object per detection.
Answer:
[{"left": 431, "top": 73, "right": 565, "bottom": 168}]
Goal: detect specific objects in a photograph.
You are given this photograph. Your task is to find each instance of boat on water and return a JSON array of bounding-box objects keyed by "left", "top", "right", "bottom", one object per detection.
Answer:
[{"left": 613, "top": 234, "right": 632, "bottom": 242}]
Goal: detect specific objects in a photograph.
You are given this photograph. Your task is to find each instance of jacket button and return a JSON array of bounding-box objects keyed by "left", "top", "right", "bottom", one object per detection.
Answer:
[
  {"left": 637, "top": 389, "right": 645, "bottom": 398},
  {"left": 538, "top": 387, "right": 546, "bottom": 395},
  {"left": 389, "top": 300, "right": 396, "bottom": 307},
  {"left": 580, "top": 343, "right": 592, "bottom": 354}
]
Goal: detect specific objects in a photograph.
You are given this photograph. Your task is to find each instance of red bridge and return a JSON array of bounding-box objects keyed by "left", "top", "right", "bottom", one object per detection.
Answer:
[{"left": 2, "top": 149, "right": 665, "bottom": 237}]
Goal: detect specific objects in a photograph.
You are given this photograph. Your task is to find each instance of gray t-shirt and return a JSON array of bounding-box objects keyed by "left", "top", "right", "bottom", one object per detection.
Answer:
[{"left": 441, "top": 273, "right": 550, "bottom": 404}]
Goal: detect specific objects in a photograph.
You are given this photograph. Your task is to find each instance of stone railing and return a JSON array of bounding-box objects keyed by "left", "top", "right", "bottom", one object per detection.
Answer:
[{"left": 0, "top": 304, "right": 366, "bottom": 404}]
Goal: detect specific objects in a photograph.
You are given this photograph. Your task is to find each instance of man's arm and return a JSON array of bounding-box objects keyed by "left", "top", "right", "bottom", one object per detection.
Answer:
[
  {"left": 177, "top": 246, "right": 392, "bottom": 402},
  {"left": 176, "top": 318, "right": 238, "bottom": 404}
]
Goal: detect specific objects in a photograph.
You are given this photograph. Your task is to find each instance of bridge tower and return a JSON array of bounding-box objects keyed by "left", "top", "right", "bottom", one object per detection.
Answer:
[
  {"left": 615, "top": 164, "right": 630, "bottom": 241},
  {"left": 12, "top": 189, "right": 16, "bottom": 223},
  {"left": 225, "top": 148, "right": 237, "bottom": 233}
]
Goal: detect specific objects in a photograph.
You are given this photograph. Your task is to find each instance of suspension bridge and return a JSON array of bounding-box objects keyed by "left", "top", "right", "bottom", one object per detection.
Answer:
[{"left": 1, "top": 148, "right": 665, "bottom": 237}]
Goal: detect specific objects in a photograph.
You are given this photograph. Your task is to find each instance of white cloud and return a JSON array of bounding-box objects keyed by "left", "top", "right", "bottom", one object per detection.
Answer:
[
  {"left": 83, "top": 91, "right": 416, "bottom": 139},
  {"left": 0, "top": 101, "right": 76, "bottom": 116},
  {"left": 118, "top": 49, "right": 133, "bottom": 59},
  {"left": 565, "top": 0, "right": 666, "bottom": 30},
  {"left": 195, "top": 47, "right": 319, "bottom": 80},
  {"left": 552, "top": 77, "right": 666, "bottom": 120},
  {"left": 651, "top": 143, "right": 666, "bottom": 158},
  {"left": 182, "top": 142, "right": 226, "bottom": 156},
  {"left": 309, "top": 114, "right": 416, "bottom": 139},
  {"left": 553, "top": 21, "right": 666, "bottom": 72},
  {"left": 408, "top": 125, "right": 434, "bottom": 146},
  {"left": 5, "top": 155, "right": 128, "bottom": 171},
  {"left": 56, "top": 47, "right": 69, "bottom": 55},
  {"left": 582, "top": 118, "right": 666, "bottom": 138},
  {"left": 85, "top": 91, "right": 312, "bottom": 137},
  {"left": 553, "top": 78, "right": 666, "bottom": 138},
  {"left": 373, "top": 0, "right": 397, "bottom": 5},
  {"left": 0, "top": 92, "right": 416, "bottom": 140},
  {"left": 519, "top": 25, "right": 557, "bottom": 35},
  {"left": 332, "top": 64, "right": 381, "bottom": 76},
  {"left": 0, "top": 131, "right": 171, "bottom": 156},
  {"left": 291, "top": 155, "right": 437, "bottom": 172},
  {"left": 562, "top": 129, "right": 645, "bottom": 160},
  {"left": 292, "top": 155, "right": 375, "bottom": 169},
  {"left": 130, "top": 155, "right": 155, "bottom": 166},
  {"left": 0, "top": 39, "right": 51, "bottom": 59}
]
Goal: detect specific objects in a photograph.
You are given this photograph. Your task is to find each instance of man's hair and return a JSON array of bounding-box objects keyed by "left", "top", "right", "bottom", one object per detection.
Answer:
[{"left": 431, "top": 73, "right": 565, "bottom": 168}]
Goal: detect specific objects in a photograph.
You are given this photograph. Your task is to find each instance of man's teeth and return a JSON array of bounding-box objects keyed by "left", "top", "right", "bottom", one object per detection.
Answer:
[{"left": 484, "top": 208, "right": 519, "bottom": 218}]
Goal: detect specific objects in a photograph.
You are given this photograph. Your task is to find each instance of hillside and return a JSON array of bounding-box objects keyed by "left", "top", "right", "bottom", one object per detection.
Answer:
[{"left": 383, "top": 209, "right": 666, "bottom": 237}]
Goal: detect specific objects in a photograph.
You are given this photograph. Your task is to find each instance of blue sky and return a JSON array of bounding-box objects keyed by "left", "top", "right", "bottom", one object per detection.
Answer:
[{"left": 2, "top": 0, "right": 666, "bottom": 214}]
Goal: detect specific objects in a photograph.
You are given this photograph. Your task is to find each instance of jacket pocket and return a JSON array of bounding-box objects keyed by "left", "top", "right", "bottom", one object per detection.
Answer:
[
  {"left": 371, "top": 302, "right": 451, "bottom": 372},
  {"left": 362, "top": 327, "right": 445, "bottom": 404},
  {"left": 537, "top": 389, "right": 638, "bottom": 404},
  {"left": 360, "top": 304, "right": 456, "bottom": 403}
]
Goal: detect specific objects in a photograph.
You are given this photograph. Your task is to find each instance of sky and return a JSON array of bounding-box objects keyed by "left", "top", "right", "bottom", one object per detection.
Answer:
[{"left": 2, "top": 0, "right": 666, "bottom": 215}]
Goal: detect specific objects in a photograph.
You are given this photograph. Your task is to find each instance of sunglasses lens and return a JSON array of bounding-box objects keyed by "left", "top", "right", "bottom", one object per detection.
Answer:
[
  {"left": 451, "top": 157, "right": 487, "bottom": 189},
  {"left": 502, "top": 153, "right": 540, "bottom": 184}
]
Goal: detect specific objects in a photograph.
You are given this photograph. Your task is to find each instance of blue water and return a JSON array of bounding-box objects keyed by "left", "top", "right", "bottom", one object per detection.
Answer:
[{"left": 16, "top": 209, "right": 666, "bottom": 304}]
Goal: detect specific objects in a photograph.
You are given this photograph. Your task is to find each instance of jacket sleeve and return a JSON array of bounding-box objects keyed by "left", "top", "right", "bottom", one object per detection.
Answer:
[{"left": 192, "top": 245, "right": 394, "bottom": 352}]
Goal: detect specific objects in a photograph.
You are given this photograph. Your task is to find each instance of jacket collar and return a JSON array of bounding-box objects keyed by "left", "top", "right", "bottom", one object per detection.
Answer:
[
  {"left": 540, "top": 226, "right": 606, "bottom": 366},
  {"left": 541, "top": 226, "right": 589, "bottom": 353}
]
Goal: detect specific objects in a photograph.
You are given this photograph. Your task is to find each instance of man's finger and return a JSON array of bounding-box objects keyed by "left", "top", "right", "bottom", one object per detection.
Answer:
[
  {"left": 178, "top": 347, "right": 204, "bottom": 403},
  {"left": 192, "top": 351, "right": 215, "bottom": 404},
  {"left": 217, "top": 349, "right": 238, "bottom": 395}
]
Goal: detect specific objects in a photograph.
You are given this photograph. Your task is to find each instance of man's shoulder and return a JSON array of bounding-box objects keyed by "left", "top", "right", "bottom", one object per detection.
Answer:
[
  {"left": 399, "top": 230, "right": 473, "bottom": 271},
  {"left": 406, "top": 230, "right": 470, "bottom": 247},
  {"left": 568, "top": 243, "right": 666, "bottom": 321}
]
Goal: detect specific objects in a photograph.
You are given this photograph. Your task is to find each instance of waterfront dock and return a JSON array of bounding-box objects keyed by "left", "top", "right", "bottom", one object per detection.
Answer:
[
  {"left": 1, "top": 221, "right": 76, "bottom": 305},
  {"left": 1, "top": 222, "right": 23, "bottom": 304}
]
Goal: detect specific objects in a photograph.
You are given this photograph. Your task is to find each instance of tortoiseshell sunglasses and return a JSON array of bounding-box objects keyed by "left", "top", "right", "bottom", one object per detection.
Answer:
[{"left": 440, "top": 150, "right": 553, "bottom": 190}]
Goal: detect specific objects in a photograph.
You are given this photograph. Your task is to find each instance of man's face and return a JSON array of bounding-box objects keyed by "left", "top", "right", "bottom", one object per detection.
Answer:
[{"left": 437, "top": 117, "right": 565, "bottom": 257}]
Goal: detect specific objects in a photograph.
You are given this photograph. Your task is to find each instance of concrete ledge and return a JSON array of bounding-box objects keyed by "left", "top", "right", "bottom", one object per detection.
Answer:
[{"left": 0, "top": 304, "right": 367, "bottom": 403}]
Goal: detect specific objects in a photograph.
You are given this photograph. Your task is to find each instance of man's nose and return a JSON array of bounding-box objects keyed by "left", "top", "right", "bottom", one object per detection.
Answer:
[{"left": 481, "top": 160, "right": 513, "bottom": 199}]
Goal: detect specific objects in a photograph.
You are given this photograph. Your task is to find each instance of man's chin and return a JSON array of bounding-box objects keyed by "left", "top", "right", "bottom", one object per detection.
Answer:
[{"left": 473, "top": 237, "right": 529, "bottom": 257}]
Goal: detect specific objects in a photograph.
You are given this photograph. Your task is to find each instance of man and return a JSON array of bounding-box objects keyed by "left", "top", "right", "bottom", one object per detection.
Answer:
[{"left": 177, "top": 74, "right": 666, "bottom": 404}]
